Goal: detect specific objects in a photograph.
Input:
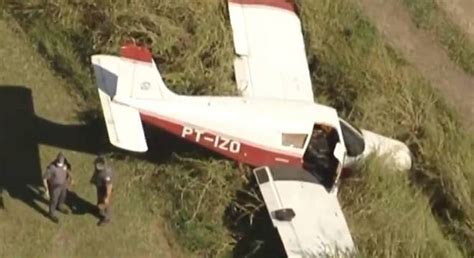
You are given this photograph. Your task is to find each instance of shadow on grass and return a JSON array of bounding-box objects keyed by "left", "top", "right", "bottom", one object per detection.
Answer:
[
  {"left": 0, "top": 85, "right": 50, "bottom": 217},
  {"left": 0, "top": 85, "right": 284, "bottom": 255},
  {"left": 0, "top": 85, "right": 216, "bottom": 212},
  {"left": 224, "top": 175, "right": 287, "bottom": 258},
  {"left": 65, "top": 190, "right": 100, "bottom": 218},
  {"left": 77, "top": 98, "right": 285, "bottom": 257}
]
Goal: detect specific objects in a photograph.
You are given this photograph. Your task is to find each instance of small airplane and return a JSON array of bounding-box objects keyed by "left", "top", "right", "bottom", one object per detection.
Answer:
[{"left": 90, "top": 0, "right": 412, "bottom": 257}]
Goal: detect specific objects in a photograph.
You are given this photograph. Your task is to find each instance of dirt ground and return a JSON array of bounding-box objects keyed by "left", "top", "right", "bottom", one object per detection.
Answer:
[
  {"left": 355, "top": 0, "right": 474, "bottom": 131},
  {"left": 438, "top": 0, "right": 474, "bottom": 44}
]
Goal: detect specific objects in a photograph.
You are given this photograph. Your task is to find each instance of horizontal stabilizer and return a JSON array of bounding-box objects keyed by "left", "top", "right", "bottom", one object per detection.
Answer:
[
  {"left": 97, "top": 89, "right": 148, "bottom": 152},
  {"left": 91, "top": 54, "right": 149, "bottom": 153}
]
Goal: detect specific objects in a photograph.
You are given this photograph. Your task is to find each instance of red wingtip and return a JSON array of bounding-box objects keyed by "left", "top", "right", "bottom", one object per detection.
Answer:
[
  {"left": 120, "top": 42, "right": 153, "bottom": 63},
  {"left": 229, "top": 0, "right": 296, "bottom": 13}
]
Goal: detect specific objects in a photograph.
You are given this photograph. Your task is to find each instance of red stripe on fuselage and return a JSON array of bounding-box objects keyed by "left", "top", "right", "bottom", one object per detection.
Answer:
[
  {"left": 140, "top": 112, "right": 303, "bottom": 167},
  {"left": 229, "top": 0, "right": 296, "bottom": 12}
]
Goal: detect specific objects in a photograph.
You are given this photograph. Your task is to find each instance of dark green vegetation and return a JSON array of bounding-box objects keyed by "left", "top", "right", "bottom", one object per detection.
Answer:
[{"left": 1, "top": 0, "right": 473, "bottom": 257}]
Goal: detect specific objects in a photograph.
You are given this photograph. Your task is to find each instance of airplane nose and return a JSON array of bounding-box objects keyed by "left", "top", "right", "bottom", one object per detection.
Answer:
[
  {"left": 360, "top": 130, "right": 413, "bottom": 171},
  {"left": 390, "top": 142, "right": 412, "bottom": 171}
]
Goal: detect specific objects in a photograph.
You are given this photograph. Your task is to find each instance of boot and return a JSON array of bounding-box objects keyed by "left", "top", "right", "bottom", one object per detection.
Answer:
[
  {"left": 49, "top": 214, "right": 59, "bottom": 223},
  {"left": 57, "top": 205, "right": 70, "bottom": 214},
  {"left": 97, "top": 218, "right": 110, "bottom": 227}
]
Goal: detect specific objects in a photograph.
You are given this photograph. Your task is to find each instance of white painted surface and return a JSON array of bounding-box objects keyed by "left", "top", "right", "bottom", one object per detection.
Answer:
[
  {"left": 92, "top": 55, "right": 148, "bottom": 152},
  {"left": 228, "top": 3, "right": 314, "bottom": 102},
  {"left": 361, "top": 130, "right": 412, "bottom": 170},
  {"left": 254, "top": 167, "right": 355, "bottom": 257},
  {"left": 91, "top": 54, "right": 342, "bottom": 156}
]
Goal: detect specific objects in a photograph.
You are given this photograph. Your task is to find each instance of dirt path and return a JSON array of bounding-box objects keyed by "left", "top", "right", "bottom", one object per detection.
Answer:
[
  {"left": 355, "top": 0, "right": 474, "bottom": 130},
  {"left": 0, "top": 19, "right": 186, "bottom": 258},
  {"left": 438, "top": 0, "right": 474, "bottom": 43}
]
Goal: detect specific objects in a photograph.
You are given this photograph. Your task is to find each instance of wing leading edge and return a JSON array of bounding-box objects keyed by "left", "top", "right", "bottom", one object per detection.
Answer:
[
  {"left": 228, "top": 0, "right": 314, "bottom": 102},
  {"left": 253, "top": 166, "right": 355, "bottom": 257}
]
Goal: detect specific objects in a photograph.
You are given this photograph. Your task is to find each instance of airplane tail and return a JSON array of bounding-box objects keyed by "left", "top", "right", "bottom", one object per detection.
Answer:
[
  {"left": 115, "top": 43, "right": 177, "bottom": 101},
  {"left": 90, "top": 43, "right": 176, "bottom": 152}
]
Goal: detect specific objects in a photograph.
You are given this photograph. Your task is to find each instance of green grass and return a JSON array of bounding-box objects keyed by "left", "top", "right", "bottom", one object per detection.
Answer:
[
  {"left": 402, "top": 0, "right": 474, "bottom": 76},
  {"left": 340, "top": 157, "right": 463, "bottom": 257},
  {"left": 0, "top": 18, "right": 189, "bottom": 258},
  {"left": 1, "top": 0, "right": 474, "bottom": 257},
  {"left": 147, "top": 156, "right": 243, "bottom": 258},
  {"left": 298, "top": 0, "right": 474, "bottom": 255}
]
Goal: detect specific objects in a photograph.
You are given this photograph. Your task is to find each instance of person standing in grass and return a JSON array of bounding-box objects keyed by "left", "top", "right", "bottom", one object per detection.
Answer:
[
  {"left": 90, "top": 155, "right": 113, "bottom": 226},
  {"left": 42, "top": 152, "right": 72, "bottom": 223},
  {"left": 0, "top": 161, "right": 5, "bottom": 210}
]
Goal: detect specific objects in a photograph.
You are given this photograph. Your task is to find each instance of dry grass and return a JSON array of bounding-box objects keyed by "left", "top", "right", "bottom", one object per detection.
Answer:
[
  {"left": 298, "top": 0, "right": 474, "bottom": 255},
  {"left": 1, "top": 0, "right": 473, "bottom": 257}
]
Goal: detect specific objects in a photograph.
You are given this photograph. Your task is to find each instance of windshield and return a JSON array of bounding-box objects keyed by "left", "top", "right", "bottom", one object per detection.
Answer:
[{"left": 339, "top": 119, "right": 365, "bottom": 157}]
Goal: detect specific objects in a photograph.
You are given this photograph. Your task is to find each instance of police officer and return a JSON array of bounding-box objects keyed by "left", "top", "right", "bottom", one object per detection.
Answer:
[
  {"left": 0, "top": 184, "right": 4, "bottom": 210},
  {"left": 90, "top": 155, "right": 113, "bottom": 226},
  {"left": 42, "top": 152, "right": 72, "bottom": 223},
  {"left": 0, "top": 162, "right": 5, "bottom": 210}
]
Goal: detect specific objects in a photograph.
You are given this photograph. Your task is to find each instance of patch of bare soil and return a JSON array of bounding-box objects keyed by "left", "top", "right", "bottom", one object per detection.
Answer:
[
  {"left": 438, "top": 0, "right": 474, "bottom": 43},
  {"left": 355, "top": 0, "right": 474, "bottom": 130}
]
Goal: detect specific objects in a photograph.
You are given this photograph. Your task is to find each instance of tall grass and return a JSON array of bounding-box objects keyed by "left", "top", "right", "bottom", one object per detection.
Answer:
[
  {"left": 340, "top": 157, "right": 463, "bottom": 257},
  {"left": 2, "top": 0, "right": 474, "bottom": 256},
  {"left": 298, "top": 0, "right": 474, "bottom": 255},
  {"left": 4, "top": 0, "right": 236, "bottom": 103},
  {"left": 147, "top": 156, "right": 242, "bottom": 258}
]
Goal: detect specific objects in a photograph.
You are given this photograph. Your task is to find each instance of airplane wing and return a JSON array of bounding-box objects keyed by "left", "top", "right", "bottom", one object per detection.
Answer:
[
  {"left": 228, "top": 0, "right": 314, "bottom": 102},
  {"left": 253, "top": 166, "right": 355, "bottom": 257}
]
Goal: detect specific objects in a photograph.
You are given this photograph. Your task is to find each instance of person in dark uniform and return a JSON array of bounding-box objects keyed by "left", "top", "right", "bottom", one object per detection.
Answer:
[
  {"left": 0, "top": 183, "right": 4, "bottom": 210},
  {"left": 42, "top": 152, "right": 72, "bottom": 223},
  {"left": 90, "top": 155, "right": 113, "bottom": 226},
  {"left": 0, "top": 161, "right": 5, "bottom": 210},
  {"left": 303, "top": 124, "right": 339, "bottom": 188}
]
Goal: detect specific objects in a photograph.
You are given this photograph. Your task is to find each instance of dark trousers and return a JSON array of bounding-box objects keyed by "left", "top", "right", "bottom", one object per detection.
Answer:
[
  {"left": 96, "top": 186, "right": 111, "bottom": 221},
  {"left": 0, "top": 179, "right": 4, "bottom": 209},
  {"left": 48, "top": 184, "right": 67, "bottom": 217}
]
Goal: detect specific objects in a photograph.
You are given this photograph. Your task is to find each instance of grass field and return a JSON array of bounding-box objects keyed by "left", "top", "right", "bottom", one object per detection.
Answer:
[
  {"left": 402, "top": 0, "right": 474, "bottom": 76},
  {"left": 0, "top": 18, "right": 193, "bottom": 258},
  {"left": 1, "top": 0, "right": 473, "bottom": 257}
]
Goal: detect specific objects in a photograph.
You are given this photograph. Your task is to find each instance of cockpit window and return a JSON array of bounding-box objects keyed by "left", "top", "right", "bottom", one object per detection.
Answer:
[
  {"left": 282, "top": 133, "right": 308, "bottom": 149},
  {"left": 339, "top": 119, "right": 365, "bottom": 157}
]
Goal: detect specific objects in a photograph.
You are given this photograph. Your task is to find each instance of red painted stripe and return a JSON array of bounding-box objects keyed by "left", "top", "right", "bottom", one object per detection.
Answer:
[
  {"left": 139, "top": 112, "right": 303, "bottom": 168},
  {"left": 229, "top": 0, "right": 296, "bottom": 12},
  {"left": 120, "top": 42, "right": 153, "bottom": 63}
]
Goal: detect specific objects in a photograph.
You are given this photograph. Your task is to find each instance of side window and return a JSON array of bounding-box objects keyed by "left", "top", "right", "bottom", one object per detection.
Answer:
[
  {"left": 282, "top": 133, "right": 308, "bottom": 149},
  {"left": 339, "top": 119, "right": 365, "bottom": 157}
]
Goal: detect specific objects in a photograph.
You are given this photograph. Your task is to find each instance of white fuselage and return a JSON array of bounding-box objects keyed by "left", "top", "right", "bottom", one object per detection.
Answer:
[{"left": 115, "top": 94, "right": 344, "bottom": 168}]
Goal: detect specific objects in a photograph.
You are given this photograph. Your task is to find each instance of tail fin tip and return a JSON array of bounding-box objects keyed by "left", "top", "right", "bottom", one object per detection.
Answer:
[{"left": 120, "top": 42, "right": 153, "bottom": 63}]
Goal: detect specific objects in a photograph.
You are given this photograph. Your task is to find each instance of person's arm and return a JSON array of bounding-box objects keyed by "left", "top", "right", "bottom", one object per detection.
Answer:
[
  {"left": 42, "top": 166, "right": 53, "bottom": 199},
  {"left": 66, "top": 170, "right": 74, "bottom": 187},
  {"left": 104, "top": 183, "right": 113, "bottom": 205}
]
